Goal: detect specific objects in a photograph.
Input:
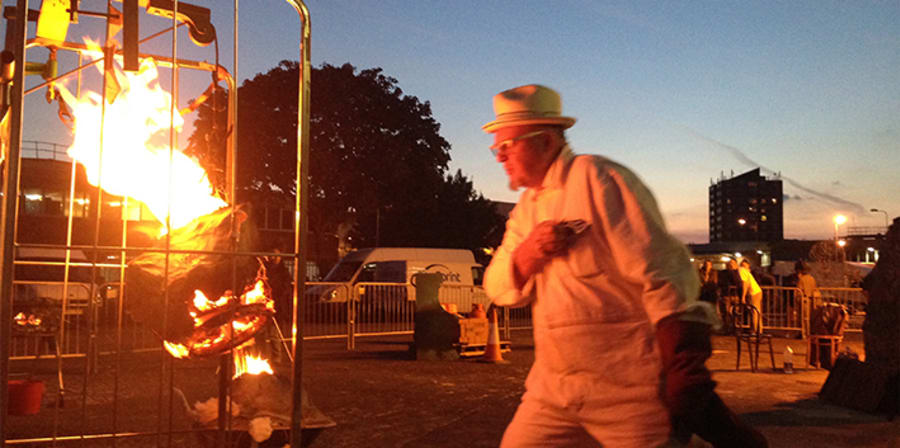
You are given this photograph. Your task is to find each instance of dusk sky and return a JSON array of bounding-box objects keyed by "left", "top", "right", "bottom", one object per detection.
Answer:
[{"left": 15, "top": 1, "right": 899, "bottom": 243}]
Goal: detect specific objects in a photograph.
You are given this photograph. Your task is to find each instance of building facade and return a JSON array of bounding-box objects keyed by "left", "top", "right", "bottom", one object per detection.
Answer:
[{"left": 709, "top": 168, "right": 783, "bottom": 242}]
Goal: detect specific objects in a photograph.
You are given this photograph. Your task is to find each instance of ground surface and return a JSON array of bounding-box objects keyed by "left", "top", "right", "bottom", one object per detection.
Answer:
[{"left": 6, "top": 331, "right": 900, "bottom": 447}]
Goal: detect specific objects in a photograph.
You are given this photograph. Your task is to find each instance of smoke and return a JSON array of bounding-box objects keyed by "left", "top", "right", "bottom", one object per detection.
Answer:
[{"left": 685, "top": 129, "right": 867, "bottom": 215}]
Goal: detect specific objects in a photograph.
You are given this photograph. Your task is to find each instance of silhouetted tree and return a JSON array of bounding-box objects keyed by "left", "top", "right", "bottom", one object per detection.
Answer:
[{"left": 187, "top": 61, "right": 503, "bottom": 257}]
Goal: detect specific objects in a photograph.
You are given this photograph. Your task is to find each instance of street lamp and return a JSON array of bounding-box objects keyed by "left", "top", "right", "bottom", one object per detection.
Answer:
[
  {"left": 870, "top": 208, "right": 889, "bottom": 229},
  {"left": 833, "top": 214, "right": 846, "bottom": 240}
]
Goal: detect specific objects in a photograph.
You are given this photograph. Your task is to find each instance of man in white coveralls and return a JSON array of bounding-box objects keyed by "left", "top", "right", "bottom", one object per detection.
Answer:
[{"left": 482, "top": 84, "right": 767, "bottom": 448}]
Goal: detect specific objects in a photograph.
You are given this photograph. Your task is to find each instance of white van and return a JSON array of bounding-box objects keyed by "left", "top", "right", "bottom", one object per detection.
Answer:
[{"left": 307, "top": 247, "right": 489, "bottom": 311}]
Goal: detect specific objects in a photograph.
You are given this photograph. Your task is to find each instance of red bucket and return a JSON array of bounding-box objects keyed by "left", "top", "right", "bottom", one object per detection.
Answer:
[{"left": 7, "top": 380, "right": 45, "bottom": 415}]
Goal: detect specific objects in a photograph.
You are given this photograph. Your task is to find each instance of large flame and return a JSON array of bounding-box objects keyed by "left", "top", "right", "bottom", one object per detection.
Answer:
[
  {"left": 57, "top": 42, "right": 279, "bottom": 361},
  {"left": 56, "top": 41, "right": 226, "bottom": 234}
]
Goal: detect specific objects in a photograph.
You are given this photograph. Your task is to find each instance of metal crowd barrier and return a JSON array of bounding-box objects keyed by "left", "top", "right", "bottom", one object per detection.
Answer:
[
  {"left": 758, "top": 286, "right": 866, "bottom": 337},
  {"left": 11, "top": 281, "right": 866, "bottom": 357},
  {"left": 760, "top": 286, "right": 806, "bottom": 335},
  {"left": 301, "top": 282, "right": 499, "bottom": 349}
]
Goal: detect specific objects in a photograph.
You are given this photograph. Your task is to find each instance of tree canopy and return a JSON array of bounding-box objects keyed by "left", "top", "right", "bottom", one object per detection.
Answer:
[{"left": 187, "top": 61, "right": 503, "bottom": 259}]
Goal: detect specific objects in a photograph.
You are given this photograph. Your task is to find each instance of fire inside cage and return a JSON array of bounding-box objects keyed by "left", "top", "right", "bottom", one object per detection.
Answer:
[{"left": 0, "top": 1, "right": 330, "bottom": 447}]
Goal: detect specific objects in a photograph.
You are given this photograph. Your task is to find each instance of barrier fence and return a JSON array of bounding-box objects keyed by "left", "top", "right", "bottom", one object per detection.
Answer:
[
  {"left": 749, "top": 286, "right": 865, "bottom": 337},
  {"left": 9, "top": 281, "right": 864, "bottom": 359}
]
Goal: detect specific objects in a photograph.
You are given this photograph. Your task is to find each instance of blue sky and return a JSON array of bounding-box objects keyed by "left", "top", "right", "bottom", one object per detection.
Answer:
[{"left": 15, "top": 1, "right": 899, "bottom": 243}]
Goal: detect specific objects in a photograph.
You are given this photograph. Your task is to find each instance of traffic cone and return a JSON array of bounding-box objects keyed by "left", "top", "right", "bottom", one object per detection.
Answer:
[{"left": 479, "top": 309, "right": 508, "bottom": 364}]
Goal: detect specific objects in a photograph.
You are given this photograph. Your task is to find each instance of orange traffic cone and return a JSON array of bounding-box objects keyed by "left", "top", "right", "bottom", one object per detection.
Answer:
[{"left": 479, "top": 309, "right": 508, "bottom": 364}]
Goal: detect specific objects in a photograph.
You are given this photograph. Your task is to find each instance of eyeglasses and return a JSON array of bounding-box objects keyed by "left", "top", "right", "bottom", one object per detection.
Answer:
[{"left": 489, "top": 130, "right": 548, "bottom": 157}]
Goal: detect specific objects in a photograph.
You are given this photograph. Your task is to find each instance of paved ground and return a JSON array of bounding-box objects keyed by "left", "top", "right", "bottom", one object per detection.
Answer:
[
  {"left": 300, "top": 331, "right": 900, "bottom": 448},
  {"left": 6, "top": 330, "right": 900, "bottom": 447}
]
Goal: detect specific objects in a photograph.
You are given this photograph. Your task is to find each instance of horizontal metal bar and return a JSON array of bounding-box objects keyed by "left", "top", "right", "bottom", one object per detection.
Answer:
[
  {"left": 23, "top": 34, "right": 226, "bottom": 96},
  {"left": 15, "top": 243, "right": 285, "bottom": 259},
  {"left": 5, "top": 428, "right": 202, "bottom": 444}
]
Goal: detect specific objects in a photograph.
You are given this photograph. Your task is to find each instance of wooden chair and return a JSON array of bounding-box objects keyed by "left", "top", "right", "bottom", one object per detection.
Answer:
[
  {"left": 808, "top": 335, "right": 842, "bottom": 369},
  {"left": 807, "top": 303, "right": 849, "bottom": 369},
  {"left": 730, "top": 303, "right": 775, "bottom": 372}
]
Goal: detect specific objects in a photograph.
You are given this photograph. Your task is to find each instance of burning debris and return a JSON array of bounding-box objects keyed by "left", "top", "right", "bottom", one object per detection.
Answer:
[
  {"left": 119, "top": 203, "right": 268, "bottom": 356},
  {"left": 163, "top": 264, "right": 275, "bottom": 359},
  {"left": 11, "top": 298, "right": 60, "bottom": 334},
  {"left": 163, "top": 272, "right": 275, "bottom": 358}
]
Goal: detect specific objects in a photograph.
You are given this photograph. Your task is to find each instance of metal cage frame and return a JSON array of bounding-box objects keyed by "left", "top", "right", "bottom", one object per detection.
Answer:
[{"left": 0, "top": 1, "right": 312, "bottom": 446}]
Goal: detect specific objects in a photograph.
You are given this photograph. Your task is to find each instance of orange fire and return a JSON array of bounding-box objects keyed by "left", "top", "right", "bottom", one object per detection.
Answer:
[
  {"left": 164, "top": 274, "right": 275, "bottom": 359},
  {"left": 56, "top": 40, "right": 226, "bottom": 235},
  {"left": 13, "top": 312, "right": 42, "bottom": 328},
  {"left": 233, "top": 348, "right": 274, "bottom": 379},
  {"left": 56, "top": 41, "right": 276, "bottom": 360}
]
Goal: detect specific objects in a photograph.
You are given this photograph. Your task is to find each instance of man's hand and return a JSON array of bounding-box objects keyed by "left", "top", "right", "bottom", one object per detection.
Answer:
[{"left": 512, "top": 220, "right": 573, "bottom": 288}]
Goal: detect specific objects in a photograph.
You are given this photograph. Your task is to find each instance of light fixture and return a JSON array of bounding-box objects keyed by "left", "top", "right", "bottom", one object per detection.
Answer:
[
  {"left": 870, "top": 208, "right": 889, "bottom": 228},
  {"left": 833, "top": 214, "right": 847, "bottom": 241}
]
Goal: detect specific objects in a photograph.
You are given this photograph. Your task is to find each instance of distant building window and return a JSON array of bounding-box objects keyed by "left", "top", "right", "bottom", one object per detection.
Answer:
[
  {"left": 257, "top": 207, "right": 295, "bottom": 231},
  {"left": 22, "top": 188, "right": 70, "bottom": 217}
]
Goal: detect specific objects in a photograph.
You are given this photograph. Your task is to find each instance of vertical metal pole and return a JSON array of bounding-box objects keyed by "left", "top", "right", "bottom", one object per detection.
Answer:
[
  {"left": 0, "top": 0, "right": 28, "bottom": 442},
  {"left": 286, "top": 1, "right": 310, "bottom": 447},
  {"left": 217, "top": 2, "right": 237, "bottom": 446},
  {"left": 122, "top": 0, "right": 139, "bottom": 71},
  {"left": 162, "top": 2, "right": 180, "bottom": 446}
]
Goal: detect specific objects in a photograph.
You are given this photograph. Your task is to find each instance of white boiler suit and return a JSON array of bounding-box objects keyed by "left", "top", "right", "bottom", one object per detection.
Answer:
[{"left": 485, "top": 146, "right": 710, "bottom": 448}]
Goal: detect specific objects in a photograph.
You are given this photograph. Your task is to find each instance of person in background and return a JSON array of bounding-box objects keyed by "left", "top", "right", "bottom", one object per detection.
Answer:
[
  {"left": 481, "top": 84, "right": 765, "bottom": 448},
  {"left": 793, "top": 260, "right": 820, "bottom": 327},
  {"left": 699, "top": 260, "right": 720, "bottom": 305},
  {"left": 264, "top": 248, "right": 293, "bottom": 332},
  {"left": 795, "top": 261, "right": 819, "bottom": 302},
  {"left": 718, "top": 258, "right": 743, "bottom": 327},
  {"left": 739, "top": 259, "right": 764, "bottom": 329}
]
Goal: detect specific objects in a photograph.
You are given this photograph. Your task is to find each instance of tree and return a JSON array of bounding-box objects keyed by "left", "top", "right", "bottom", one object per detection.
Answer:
[{"left": 187, "top": 61, "right": 503, "bottom": 260}]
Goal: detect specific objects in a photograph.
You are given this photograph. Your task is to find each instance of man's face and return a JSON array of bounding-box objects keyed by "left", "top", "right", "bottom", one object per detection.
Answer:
[
  {"left": 491, "top": 125, "right": 555, "bottom": 190},
  {"left": 728, "top": 260, "right": 738, "bottom": 270}
]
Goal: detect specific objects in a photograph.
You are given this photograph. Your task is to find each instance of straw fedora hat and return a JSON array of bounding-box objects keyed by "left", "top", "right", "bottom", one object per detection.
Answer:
[{"left": 482, "top": 84, "right": 576, "bottom": 133}]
